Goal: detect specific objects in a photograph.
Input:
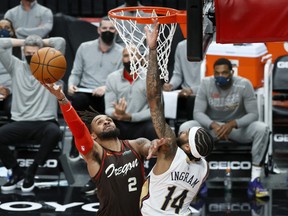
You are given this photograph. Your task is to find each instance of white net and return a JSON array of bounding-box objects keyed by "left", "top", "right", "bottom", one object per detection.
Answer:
[{"left": 109, "top": 8, "right": 177, "bottom": 82}]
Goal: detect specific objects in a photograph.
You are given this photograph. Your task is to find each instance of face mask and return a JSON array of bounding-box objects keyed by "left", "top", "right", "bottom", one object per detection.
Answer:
[
  {"left": 101, "top": 31, "right": 115, "bottom": 44},
  {"left": 25, "top": 55, "right": 32, "bottom": 65},
  {"left": 123, "top": 61, "right": 131, "bottom": 73},
  {"left": 215, "top": 76, "right": 232, "bottom": 88},
  {"left": 0, "top": 29, "right": 11, "bottom": 38}
]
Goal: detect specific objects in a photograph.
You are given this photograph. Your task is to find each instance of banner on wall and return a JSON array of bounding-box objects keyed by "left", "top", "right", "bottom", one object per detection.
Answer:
[{"left": 215, "top": 0, "right": 288, "bottom": 43}]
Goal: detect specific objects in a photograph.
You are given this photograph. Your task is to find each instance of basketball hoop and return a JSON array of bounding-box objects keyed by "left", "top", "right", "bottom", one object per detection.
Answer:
[{"left": 108, "top": 6, "right": 186, "bottom": 82}]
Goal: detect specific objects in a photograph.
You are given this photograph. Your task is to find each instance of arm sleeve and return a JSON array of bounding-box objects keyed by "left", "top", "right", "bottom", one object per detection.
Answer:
[
  {"left": 193, "top": 80, "right": 214, "bottom": 129},
  {"left": 60, "top": 101, "right": 94, "bottom": 155},
  {"left": 15, "top": 9, "right": 53, "bottom": 38},
  {"left": 235, "top": 80, "right": 259, "bottom": 128}
]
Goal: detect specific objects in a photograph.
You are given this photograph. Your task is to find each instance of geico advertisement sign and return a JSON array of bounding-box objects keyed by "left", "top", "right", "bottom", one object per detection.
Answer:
[
  {"left": 208, "top": 202, "right": 251, "bottom": 212},
  {"left": 209, "top": 161, "right": 251, "bottom": 170},
  {"left": 0, "top": 201, "right": 99, "bottom": 212},
  {"left": 274, "top": 134, "right": 288, "bottom": 142},
  {"left": 277, "top": 61, "right": 288, "bottom": 68},
  {"left": 17, "top": 159, "right": 58, "bottom": 168}
]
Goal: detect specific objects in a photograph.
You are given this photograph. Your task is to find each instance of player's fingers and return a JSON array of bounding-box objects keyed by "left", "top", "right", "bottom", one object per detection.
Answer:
[
  {"left": 144, "top": 26, "right": 149, "bottom": 35},
  {"left": 40, "top": 82, "right": 51, "bottom": 91}
]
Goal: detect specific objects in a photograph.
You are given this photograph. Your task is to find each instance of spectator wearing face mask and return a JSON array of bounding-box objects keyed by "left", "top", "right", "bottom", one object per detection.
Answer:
[
  {"left": 0, "top": 34, "right": 65, "bottom": 192},
  {"left": 4, "top": 0, "right": 53, "bottom": 39},
  {"left": 66, "top": 16, "right": 123, "bottom": 177},
  {"left": 179, "top": 58, "right": 270, "bottom": 199},
  {"left": 0, "top": 18, "right": 21, "bottom": 119}
]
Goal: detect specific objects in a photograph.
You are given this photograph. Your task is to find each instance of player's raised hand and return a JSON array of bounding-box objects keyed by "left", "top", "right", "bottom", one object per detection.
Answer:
[
  {"left": 41, "top": 82, "right": 66, "bottom": 101},
  {"left": 144, "top": 20, "right": 159, "bottom": 50},
  {"left": 147, "top": 137, "right": 171, "bottom": 159}
]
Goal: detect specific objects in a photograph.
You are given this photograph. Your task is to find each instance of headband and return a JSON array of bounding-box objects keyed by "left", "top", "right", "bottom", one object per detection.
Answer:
[{"left": 188, "top": 127, "right": 202, "bottom": 159}]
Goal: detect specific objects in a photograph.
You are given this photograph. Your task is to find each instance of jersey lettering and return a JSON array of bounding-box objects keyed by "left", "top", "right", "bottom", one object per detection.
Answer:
[
  {"left": 171, "top": 171, "right": 200, "bottom": 187},
  {"left": 161, "top": 186, "right": 188, "bottom": 214},
  {"left": 105, "top": 158, "right": 139, "bottom": 178}
]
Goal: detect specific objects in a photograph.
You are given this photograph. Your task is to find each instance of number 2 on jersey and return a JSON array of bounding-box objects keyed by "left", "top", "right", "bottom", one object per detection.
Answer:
[
  {"left": 161, "top": 186, "right": 188, "bottom": 214},
  {"left": 128, "top": 177, "right": 137, "bottom": 192}
]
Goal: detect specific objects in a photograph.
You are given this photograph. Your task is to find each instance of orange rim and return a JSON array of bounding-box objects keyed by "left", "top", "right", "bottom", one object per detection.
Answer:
[{"left": 108, "top": 6, "right": 186, "bottom": 25}]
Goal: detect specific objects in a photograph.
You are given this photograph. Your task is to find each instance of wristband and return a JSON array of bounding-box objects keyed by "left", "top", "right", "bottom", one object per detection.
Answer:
[{"left": 58, "top": 97, "right": 66, "bottom": 102}]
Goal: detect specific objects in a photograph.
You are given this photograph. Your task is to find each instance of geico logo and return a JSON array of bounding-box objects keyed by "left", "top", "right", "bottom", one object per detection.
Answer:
[
  {"left": 0, "top": 201, "right": 100, "bottom": 212},
  {"left": 209, "top": 161, "right": 251, "bottom": 170},
  {"left": 277, "top": 61, "right": 288, "bottom": 68},
  {"left": 274, "top": 134, "right": 288, "bottom": 142},
  {"left": 17, "top": 159, "right": 58, "bottom": 168},
  {"left": 209, "top": 203, "right": 250, "bottom": 212}
]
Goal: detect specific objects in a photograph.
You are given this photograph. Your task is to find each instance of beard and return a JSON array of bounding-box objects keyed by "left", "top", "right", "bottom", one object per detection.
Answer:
[{"left": 97, "top": 128, "right": 120, "bottom": 139}]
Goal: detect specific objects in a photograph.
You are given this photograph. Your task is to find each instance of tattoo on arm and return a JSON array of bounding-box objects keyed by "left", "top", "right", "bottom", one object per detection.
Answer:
[{"left": 147, "top": 49, "right": 176, "bottom": 144}]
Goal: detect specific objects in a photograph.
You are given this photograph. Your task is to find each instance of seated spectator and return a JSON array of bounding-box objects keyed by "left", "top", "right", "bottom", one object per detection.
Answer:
[
  {"left": 0, "top": 34, "right": 65, "bottom": 192},
  {"left": 4, "top": 0, "right": 53, "bottom": 39},
  {"left": 179, "top": 58, "right": 270, "bottom": 199},
  {"left": 0, "top": 18, "right": 21, "bottom": 119},
  {"left": 68, "top": 16, "right": 122, "bottom": 115},
  {"left": 105, "top": 48, "right": 157, "bottom": 141}
]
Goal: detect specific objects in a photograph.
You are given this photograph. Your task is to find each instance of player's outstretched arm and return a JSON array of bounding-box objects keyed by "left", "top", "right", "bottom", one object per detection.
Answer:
[
  {"left": 145, "top": 22, "right": 177, "bottom": 158},
  {"left": 42, "top": 83, "right": 94, "bottom": 157}
]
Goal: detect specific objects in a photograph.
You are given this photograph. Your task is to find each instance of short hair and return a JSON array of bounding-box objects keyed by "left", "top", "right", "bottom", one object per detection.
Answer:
[
  {"left": 24, "top": 35, "right": 44, "bottom": 48},
  {"left": 77, "top": 107, "right": 100, "bottom": 133},
  {"left": 1, "top": 18, "right": 16, "bottom": 38},
  {"left": 213, "top": 58, "right": 233, "bottom": 70},
  {"left": 100, "top": 16, "right": 111, "bottom": 27}
]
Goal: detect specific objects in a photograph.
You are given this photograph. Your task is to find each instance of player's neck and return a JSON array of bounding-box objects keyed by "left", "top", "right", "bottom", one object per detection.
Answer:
[{"left": 101, "top": 138, "right": 122, "bottom": 152}]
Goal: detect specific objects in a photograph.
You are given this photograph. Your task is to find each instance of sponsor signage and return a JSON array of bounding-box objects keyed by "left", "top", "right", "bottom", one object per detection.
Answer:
[{"left": 206, "top": 153, "right": 251, "bottom": 179}]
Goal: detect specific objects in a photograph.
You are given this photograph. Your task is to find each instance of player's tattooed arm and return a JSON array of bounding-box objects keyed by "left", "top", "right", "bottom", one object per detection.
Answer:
[{"left": 145, "top": 22, "right": 177, "bottom": 157}]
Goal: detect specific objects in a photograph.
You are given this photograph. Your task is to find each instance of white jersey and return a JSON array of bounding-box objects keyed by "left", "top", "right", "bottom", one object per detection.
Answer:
[{"left": 140, "top": 148, "right": 208, "bottom": 216}]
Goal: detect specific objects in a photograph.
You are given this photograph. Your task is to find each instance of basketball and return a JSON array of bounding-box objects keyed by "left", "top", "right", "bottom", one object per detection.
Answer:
[{"left": 30, "top": 47, "right": 67, "bottom": 83}]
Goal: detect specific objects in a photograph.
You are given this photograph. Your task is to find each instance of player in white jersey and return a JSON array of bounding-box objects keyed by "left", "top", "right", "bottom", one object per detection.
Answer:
[{"left": 140, "top": 22, "right": 214, "bottom": 216}]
